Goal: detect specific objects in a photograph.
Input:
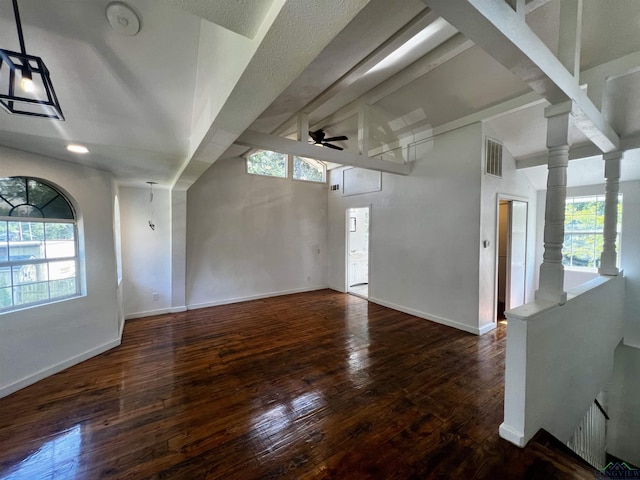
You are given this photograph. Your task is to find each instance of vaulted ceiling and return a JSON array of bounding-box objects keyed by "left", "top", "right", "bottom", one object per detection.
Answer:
[{"left": 1, "top": 0, "right": 640, "bottom": 189}]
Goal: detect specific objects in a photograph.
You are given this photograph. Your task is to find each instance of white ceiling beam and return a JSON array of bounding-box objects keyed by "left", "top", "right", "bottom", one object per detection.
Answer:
[
  {"left": 557, "top": 0, "right": 582, "bottom": 79},
  {"left": 515, "top": 133, "right": 640, "bottom": 169},
  {"left": 235, "top": 130, "right": 411, "bottom": 175},
  {"left": 270, "top": 8, "right": 439, "bottom": 139},
  {"left": 312, "top": 33, "right": 474, "bottom": 131},
  {"left": 422, "top": 0, "right": 620, "bottom": 153},
  {"left": 172, "top": 0, "right": 371, "bottom": 190}
]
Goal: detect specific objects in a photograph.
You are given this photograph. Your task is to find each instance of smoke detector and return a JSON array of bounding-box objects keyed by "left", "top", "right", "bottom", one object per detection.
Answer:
[{"left": 106, "top": 2, "right": 141, "bottom": 36}]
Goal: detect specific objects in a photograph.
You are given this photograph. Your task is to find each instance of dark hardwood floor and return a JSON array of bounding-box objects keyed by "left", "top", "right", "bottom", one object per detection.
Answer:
[{"left": 0, "top": 290, "right": 596, "bottom": 479}]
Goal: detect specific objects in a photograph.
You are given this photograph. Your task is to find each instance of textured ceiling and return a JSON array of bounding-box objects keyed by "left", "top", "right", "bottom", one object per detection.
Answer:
[{"left": 1, "top": 0, "right": 640, "bottom": 189}]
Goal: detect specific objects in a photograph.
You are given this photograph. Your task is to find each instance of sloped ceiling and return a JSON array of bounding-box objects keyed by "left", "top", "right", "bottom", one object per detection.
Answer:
[{"left": 2, "top": 0, "right": 640, "bottom": 189}]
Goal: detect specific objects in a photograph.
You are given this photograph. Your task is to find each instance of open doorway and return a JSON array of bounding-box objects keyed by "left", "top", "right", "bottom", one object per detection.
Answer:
[
  {"left": 347, "top": 207, "right": 370, "bottom": 299},
  {"left": 496, "top": 198, "right": 528, "bottom": 320}
]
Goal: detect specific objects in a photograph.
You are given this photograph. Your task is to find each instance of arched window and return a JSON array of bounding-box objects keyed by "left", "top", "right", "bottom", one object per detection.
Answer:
[{"left": 0, "top": 177, "right": 79, "bottom": 311}]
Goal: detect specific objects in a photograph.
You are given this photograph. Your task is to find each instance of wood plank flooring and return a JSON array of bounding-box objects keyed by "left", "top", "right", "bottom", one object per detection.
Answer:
[{"left": 0, "top": 290, "right": 596, "bottom": 479}]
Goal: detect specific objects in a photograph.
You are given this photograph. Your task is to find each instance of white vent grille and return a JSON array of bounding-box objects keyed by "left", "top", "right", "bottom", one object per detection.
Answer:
[{"left": 485, "top": 138, "right": 503, "bottom": 177}]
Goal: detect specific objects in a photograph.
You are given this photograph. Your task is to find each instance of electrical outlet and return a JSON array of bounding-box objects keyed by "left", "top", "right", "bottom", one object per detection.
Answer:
[{"left": 152, "top": 292, "right": 159, "bottom": 301}]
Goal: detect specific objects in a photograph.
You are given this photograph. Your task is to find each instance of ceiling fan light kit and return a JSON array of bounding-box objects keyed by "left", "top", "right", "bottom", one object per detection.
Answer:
[{"left": 0, "top": 0, "right": 64, "bottom": 120}]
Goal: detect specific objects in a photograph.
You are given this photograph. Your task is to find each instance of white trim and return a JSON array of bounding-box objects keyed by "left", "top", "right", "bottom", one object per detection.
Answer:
[
  {"left": 125, "top": 307, "right": 172, "bottom": 320},
  {"left": 187, "top": 285, "right": 329, "bottom": 310},
  {"left": 479, "top": 322, "right": 498, "bottom": 335},
  {"left": 623, "top": 337, "right": 640, "bottom": 349},
  {"left": 0, "top": 337, "right": 121, "bottom": 399},
  {"left": 368, "top": 296, "right": 485, "bottom": 335},
  {"left": 499, "top": 423, "right": 527, "bottom": 447},
  {"left": 169, "top": 306, "right": 187, "bottom": 313}
]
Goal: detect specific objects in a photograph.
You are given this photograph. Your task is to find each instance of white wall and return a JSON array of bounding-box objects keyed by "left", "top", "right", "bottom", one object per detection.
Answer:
[
  {"left": 186, "top": 157, "right": 328, "bottom": 308},
  {"left": 606, "top": 344, "right": 640, "bottom": 467},
  {"left": 501, "top": 275, "right": 626, "bottom": 447},
  {"left": 119, "top": 186, "right": 172, "bottom": 318},
  {"left": 480, "top": 124, "right": 538, "bottom": 331},
  {"left": 328, "top": 123, "right": 485, "bottom": 334},
  {"left": 0, "top": 147, "right": 120, "bottom": 398},
  {"left": 534, "top": 181, "right": 640, "bottom": 347}
]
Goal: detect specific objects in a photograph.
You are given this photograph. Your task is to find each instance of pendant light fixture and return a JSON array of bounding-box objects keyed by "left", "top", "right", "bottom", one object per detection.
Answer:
[{"left": 0, "top": 0, "right": 64, "bottom": 120}]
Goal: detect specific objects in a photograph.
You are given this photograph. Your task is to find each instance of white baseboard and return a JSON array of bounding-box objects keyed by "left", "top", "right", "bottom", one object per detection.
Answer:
[
  {"left": 368, "top": 296, "right": 483, "bottom": 335},
  {"left": 187, "top": 285, "right": 329, "bottom": 311},
  {"left": 125, "top": 307, "right": 172, "bottom": 320},
  {"left": 499, "top": 423, "right": 527, "bottom": 447},
  {"left": 169, "top": 306, "right": 187, "bottom": 313},
  {"left": 0, "top": 338, "right": 121, "bottom": 399},
  {"left": 479, "top": 322, "right": 498, "bottom": 335}
]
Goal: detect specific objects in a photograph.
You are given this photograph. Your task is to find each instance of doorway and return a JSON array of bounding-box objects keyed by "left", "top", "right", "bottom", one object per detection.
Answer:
[
  {"left": 496, "top": 198, "right": 528, "bottom": 320},
  {"left": 347, "top": 207, "right": 370, "bottom": 299}
]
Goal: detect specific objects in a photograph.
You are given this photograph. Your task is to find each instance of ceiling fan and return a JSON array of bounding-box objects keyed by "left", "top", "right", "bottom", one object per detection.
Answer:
[{"left": 309, "top": 129, "right": 348, "bottom": 150}]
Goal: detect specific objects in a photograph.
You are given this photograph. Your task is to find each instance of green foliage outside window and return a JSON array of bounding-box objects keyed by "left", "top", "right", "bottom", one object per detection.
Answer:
[
  {"left": 247, "top": 150, "right": 287, "bottom": 178},
  {"left": 562, "top": 195, "right": 622, "bottom": 269},
  {"left": 293, "top": 156, "right": 325, "bottom": 183}
]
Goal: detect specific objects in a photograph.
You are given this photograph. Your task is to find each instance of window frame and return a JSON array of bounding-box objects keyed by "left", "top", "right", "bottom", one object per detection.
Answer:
[
  {"left": 246, "top": 150, "right": 328, "bottom": 184},
  {"left": 245, "top": 150, "right": 288, "bottom": 179},
  {"left": 562, "top": 194, "right": 622, "bottom": 271},
  {"left": 0, "top": 177, "right": 80, "bottom": 313},
  {"left": 292, "top": 155, "right": 327, "bottom": 184}
]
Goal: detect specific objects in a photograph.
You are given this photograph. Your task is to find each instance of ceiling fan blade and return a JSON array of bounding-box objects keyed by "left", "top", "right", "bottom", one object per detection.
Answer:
[
  {"left": 323, "top": 135, "right": 348, "bottom": 142},
  {"left": 323, "top": 143, "right": 343, "bottom": 150}
]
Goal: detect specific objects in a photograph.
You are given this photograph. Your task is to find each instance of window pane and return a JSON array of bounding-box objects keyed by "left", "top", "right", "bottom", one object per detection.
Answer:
[
  {"left": 293, "top": 156, "right": 325, "bottom": 182},
  {"left": 48, "top": 260, "right": 76, "bottom": 281},
  {"left": 0, "top": 269, "right": 11, "bottom": 289},
  {"left": 570, "top": 214, "right": 596, "bottom": 232},
  {"left": 8, "top": 222, "right": 45, "bottom": 261},
  {"left": 247, "top": 151, "right": 287, "bottom": 178},
  {"left": 41, "top": 196, "right": 74, "bottom": 219},
  {"left": 45, "top": 223, "right": 75, "bottom": 259},
  {"left": 13, "top": 264, "right": 48, "bottom": 286},
  {"left": 27, "top": 179, "right": 58, "bottom": 208},
  {"left": 0, "top": 287, "right": 12, "bottom": 308},
  {"left": 566, "top": 233, "right": 598, "bottom": 268},
  {"left": 0, "top": 177, "right": 26, "bottom": 206},
  {"left": 50, "top": 278, "right": 77, "bottom": 299},
  {"left": 14, "top": 282, "right": 49, "bottom": 305},
  {"left": 0, "top": 221, "right": 7, "bottom": 262}
]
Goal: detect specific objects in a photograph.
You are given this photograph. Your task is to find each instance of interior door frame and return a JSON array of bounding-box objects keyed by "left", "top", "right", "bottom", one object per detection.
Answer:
[
  {"left": 345, "top": 204, "right": 372, "bottom": 294},
  {"left": 494, "top": 193, "right": 529, "bottom": 321}
]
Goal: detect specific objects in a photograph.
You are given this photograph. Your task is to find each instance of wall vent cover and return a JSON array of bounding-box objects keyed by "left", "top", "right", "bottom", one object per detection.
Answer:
[{"left": 485, "top": 138, "right": 503, "bottom": 178}]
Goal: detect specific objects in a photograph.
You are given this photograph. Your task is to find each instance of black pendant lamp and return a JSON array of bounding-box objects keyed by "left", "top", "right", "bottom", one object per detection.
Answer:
[{"left": 0, "top": 0, "right": 64, "bottom": 120}]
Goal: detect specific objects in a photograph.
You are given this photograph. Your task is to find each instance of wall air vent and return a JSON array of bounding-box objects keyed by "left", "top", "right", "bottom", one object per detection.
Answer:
[{"left": 485, "top": 138, "right": 503, "bottom": 178}]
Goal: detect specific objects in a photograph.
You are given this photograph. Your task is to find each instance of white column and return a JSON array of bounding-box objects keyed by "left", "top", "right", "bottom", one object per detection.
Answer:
[
  {"left": 599, "top": 151, "right": 622, "bottom": 276},
  {"left": 536, "top": 105, "right": 571, "bottom": 304}
]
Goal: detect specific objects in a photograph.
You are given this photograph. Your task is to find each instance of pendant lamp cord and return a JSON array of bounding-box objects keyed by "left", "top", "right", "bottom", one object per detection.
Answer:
[{"left": 12, "top": 0, "right": 27, "bottom": 55}]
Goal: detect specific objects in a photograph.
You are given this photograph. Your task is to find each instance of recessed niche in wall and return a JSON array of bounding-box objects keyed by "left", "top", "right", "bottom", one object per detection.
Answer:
[{"left": 342, "top": 168, "right": 382, "bottom": 196}]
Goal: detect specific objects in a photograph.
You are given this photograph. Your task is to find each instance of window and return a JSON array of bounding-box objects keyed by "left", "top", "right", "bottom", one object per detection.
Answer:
[
  {"left": 0, "top": 177, "right": 79, "bottom": 311},
  {"left": 562, "top": 194, "right": 622, "bottom": 270},
  {"left": 293, "top": 156, "right": 326, "bottom": 183},
  {"left": 246, "top": 150, "right": 287, "bottom": 178}
]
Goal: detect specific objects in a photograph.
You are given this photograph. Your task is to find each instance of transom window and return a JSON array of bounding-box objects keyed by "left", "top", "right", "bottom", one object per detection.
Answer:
[
  {"left": 246, "top": 150, "right": 326, "bottom": 183},
  {"left": 562, "top": 194, "right": 622, "bottom": 270},
  {"left": 247, "top": 150, "right": 287, "bottom": 178},
  {"left": 0, "top": 177, "right": 79, "bottom": 312}
]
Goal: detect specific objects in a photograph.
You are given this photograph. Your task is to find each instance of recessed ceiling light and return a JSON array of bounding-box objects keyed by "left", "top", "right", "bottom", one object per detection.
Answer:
[{"left": 66, "top": 144, "right": 89, "bottom": 154}]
